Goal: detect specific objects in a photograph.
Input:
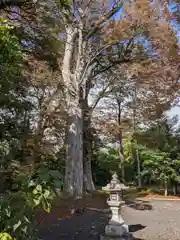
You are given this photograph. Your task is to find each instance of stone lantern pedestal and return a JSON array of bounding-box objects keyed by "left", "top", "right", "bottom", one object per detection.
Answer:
[{"left": 100, "top": 173, "right": 132, "bottom": 240}]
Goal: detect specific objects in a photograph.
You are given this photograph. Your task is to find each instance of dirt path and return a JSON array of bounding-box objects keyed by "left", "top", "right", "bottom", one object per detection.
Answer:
[{"left": 39, "top": 210, "right": 108, "bottom": 240}]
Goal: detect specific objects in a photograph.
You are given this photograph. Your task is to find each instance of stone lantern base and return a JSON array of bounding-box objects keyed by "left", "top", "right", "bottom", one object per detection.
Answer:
[
  {"left": 105, "top": 223, "right": 129, "bottom": 236},
  {"left": 100, "top": 223, "right": 133, "bottom": 240},
  {"left": 100, "top": 232, "right": 133, "bottom": 240}
]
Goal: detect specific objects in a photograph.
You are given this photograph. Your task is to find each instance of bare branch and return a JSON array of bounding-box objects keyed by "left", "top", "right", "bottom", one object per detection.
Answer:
[
  {"left": 91, "top": 77, "right": 115, "bottom": 109},
  {"left": 86, "top": 0, "right": 124, "bottom": 39}
]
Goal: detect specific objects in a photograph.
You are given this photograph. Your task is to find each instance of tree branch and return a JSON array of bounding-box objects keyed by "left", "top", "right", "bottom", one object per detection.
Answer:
[
  {"left": 86, "top": 0, "right": 124, "bottom": 39},
  {"left": 91, "top": 77, "right": 115, "bottom": 109}
]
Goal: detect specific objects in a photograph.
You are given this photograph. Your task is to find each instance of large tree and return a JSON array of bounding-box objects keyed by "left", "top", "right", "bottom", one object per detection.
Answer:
[
  {"left": 59, "top": 0, "right": 179, "bottom": 197},
  {"left": 1, "top": 0, "right": 179, "bottom": 197},
  {"left": 60, "top": 1, "right": 134, "bottom": 197}
]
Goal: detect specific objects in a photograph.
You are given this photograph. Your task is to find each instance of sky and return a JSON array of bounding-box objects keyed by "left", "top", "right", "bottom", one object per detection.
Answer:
[
  {"left": 115, "top": 1, "right": 180, "bottom": 121},
  {"left": 168, "top": 106, "right": 180, "bottom": 120}
]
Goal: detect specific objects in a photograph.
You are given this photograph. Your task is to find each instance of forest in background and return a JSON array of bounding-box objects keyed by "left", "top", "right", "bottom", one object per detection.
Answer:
[{"left": 0, "top": 0, "right": 179, "bottom": 239}]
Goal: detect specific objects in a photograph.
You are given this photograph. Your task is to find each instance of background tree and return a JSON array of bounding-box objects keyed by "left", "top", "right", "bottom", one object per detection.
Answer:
[{"left": 130, "top": 117, "right": 180, "bottom": 194}]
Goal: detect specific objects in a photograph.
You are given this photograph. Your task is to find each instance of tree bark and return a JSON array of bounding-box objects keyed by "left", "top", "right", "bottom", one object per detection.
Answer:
[
  {"left": 62, "top": 26, "right": 84, "bottom": 198},
  {"left": 65, "top": 101, "right": 83, "bottom": 198},
  {"left": 83, "top": 106, "right": 95, "bottom": 193},
  {"left": 117, "top": 99, "right": 125, "bottom": 182},
  {"left": 164, "top": 178, "right": 168, "bottom": 196},
  {"left": 83, "top": 150, "right": 95, "bottom": 192}
]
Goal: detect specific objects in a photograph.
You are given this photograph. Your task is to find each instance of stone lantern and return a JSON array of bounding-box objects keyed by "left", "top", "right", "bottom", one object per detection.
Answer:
[{"left": 101, "top": 173, "right": 132, "bottom": 240}]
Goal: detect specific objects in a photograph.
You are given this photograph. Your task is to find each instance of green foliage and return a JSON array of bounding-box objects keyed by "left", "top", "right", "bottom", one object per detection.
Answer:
[
  {"left": 93, "top": 118, "right": 180, "bottom": 190},
  {"left": 0, "top": 19, "right": 64, "bottom": 239},
  {"left": 138, "top": 145, "right": 180, "bottom": 183},
  {"left": 92, "top": 148, "right": 119, "bottom": 186},
  {"left": 97, "top": 148, "right": 120, "bottom": 172},
  {"left": 42, "top": 154, "right": 65, "bottom": 178},
  {"left": 0, "top": 18, "right": 31, "bottom": 169},
  {"left": 0, "top": 165, "right": 63, "bottom": 239},
  {"left": 31, "top": 165, "right": 63, "bottom": 194},
  {"left": 0, "top": 232, "right": 13, "bottom": 240},
  {"left": 0, "top": 18, "right": 24, "bottom": 109},
  {"left": 92, "top": 147, "right": 135, "bottom": 185},
  {"left": 124, "top": 136, "right": 133, "bottom": 163},
  {"left": 129, "top": 118, "right": 180, "bottom": 188}
]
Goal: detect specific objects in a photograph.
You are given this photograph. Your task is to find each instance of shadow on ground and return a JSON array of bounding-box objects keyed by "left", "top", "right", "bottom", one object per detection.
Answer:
[
  {"left": 39, "top": 209, "right": 146, "bottom": 240},
  {"left": 126, "top": 200, "right": 153, "bottom": 211},
  {"left": 129, "top": 224, "right": 146, "bottom": 233},
  {"left": 133, "top": 238, "right": 145, "bottom": 240}
]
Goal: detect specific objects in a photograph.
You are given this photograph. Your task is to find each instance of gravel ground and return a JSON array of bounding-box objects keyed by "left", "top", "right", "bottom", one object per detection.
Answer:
[
  {"left": 39, "top": 200, "right": 180, "bottom": 240},
  {"left": 123, "top": 200, "right": 180, "bottom": 240}
]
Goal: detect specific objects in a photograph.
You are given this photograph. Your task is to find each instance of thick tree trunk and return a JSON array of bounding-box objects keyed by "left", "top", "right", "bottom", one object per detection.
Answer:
[
  {"left": 65, "top": 102, "right": 83, "bottom": 198},
  {"left": 62, "top": 25, "right": 84, "bottom": 197},
  {"left": 62, "top": 24, "right": 95, "bottom": 197},
  {"left": 83, "top": 152, "right": 95, "bottom": 192},
  {"left": 83, "top": 108, "right": 95, "bottom": 193}
]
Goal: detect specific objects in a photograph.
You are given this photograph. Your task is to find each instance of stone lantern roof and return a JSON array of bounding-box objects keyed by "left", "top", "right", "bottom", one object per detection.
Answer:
[{"left": 102, "top": 172, "right": 129, "bottom": 191}]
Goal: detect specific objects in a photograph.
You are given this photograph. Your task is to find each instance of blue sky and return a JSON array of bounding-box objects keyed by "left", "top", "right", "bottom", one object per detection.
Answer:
[
  {"left": 168, "top": 106, "right": 180, "bottom": 120},
  {"left": 114, "top": 2, "right": 180, "bottom": 121}
]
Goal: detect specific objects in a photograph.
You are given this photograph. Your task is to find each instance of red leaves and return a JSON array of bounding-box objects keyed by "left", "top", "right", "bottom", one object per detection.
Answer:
[{"left": 105, "top": 0, "right": 179, "bottom": 63}]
